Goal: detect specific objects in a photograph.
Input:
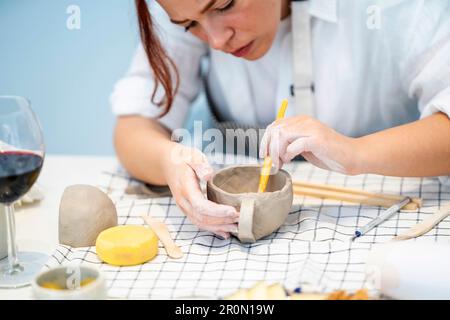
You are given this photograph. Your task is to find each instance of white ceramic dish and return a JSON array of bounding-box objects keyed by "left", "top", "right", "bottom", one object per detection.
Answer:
[{"left": 32, "top": 265, "right": 107, "bottom": 300}]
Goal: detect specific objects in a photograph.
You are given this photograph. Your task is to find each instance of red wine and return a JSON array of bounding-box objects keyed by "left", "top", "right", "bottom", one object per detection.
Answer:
[{"left": 0, "top": 151, "right": 43, "bottom": 204}]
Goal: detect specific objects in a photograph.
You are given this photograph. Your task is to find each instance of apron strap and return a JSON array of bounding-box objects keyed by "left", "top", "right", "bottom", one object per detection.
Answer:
[
  {"left": 198, "top": 0, "right": 314, "bottom": 158},
  {"left": 291, "top": 0, "right": 315, "bottom": 117}
]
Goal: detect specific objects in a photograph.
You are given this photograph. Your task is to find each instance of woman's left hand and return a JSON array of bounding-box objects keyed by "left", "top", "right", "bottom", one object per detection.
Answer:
[{"left": 259, "top": 116, "right": 361, "bottom": 175}]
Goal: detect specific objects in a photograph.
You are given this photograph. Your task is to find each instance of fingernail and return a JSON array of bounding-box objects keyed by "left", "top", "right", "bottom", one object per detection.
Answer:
[{"left": 227, "top": 209, "right": 236, "bottom": 217}]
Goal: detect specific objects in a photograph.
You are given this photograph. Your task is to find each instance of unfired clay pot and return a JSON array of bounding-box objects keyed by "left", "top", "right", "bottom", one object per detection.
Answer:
[
  {"left": 207, "top": 165, "right": 293, "bottom": 243},
  {"left": 59, "top": 185, "right": 118, "bottom": 248}
]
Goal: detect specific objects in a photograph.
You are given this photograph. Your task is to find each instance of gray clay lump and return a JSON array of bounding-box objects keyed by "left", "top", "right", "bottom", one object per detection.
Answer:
[{"left": 59, "top": 185, "right": 118, "bottom": 248}]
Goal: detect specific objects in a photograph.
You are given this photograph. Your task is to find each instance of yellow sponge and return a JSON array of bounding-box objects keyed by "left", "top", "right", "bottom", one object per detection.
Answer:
[{"left": 96, "top": 225, "right": 158, "bottom": 266}]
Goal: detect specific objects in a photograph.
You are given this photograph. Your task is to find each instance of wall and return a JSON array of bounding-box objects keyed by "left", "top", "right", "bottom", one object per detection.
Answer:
[{"left": 0, "top": 0, "right": 139, "bottom": 155}]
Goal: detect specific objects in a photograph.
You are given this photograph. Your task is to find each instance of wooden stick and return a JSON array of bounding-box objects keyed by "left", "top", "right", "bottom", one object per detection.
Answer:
[
  {"left": 294, "top": 181, "right": 422, "bottom": 203},
  {"left": 141, "top": 215, "right": 183, "bottom": 259},
  {"left": 293, "top": 181, "right": 422, "bottom": 210},
  {"left": 392, "top": 204, "right": 450, "bottom": 241}
]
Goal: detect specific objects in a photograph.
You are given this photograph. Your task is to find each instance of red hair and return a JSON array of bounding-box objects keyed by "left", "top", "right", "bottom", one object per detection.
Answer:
[{"left": 135, "top": 0, "right": 179, "bottom": 117}]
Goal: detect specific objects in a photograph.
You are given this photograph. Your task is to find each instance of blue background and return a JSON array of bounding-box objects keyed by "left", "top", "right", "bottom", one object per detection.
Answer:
[{"left": 0, "top": 0, "right": 141, "bottom": 155}]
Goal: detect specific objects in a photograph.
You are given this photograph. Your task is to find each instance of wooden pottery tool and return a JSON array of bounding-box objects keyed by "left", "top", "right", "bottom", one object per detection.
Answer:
[
  {"left": 258, "top": 99, "right": 289, "bottom": 193},
  {"left": 392, "top": 204, "right": 450, "bottom": 241},
  {"left": 293, "top": 181, "right": 422, "bottom": 210},
  {"left": 141, "top": 215, "right": 183, "bottom": 259}
]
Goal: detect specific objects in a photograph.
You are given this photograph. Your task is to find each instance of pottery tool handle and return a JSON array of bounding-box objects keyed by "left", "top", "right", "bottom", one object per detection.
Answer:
[
  {"left": 258, "top": 99, "right": 289, "bottom": 193},
  {"left": 258, "top": 157, "right": 273, "bottom": 193},
  {"left": 238, "top": 198, "right": 256, "bottom": 243},
  {"left": 351, "top": 197, "right": 411, "bottom": 240},
  {"left": 293, "top": 181, "right": 422, "bottom": 210},
  {"left": 275, "top": 99, "right": 289, "bottom": 120},
  {"left": 141, "top": 215, "right": 183, "bottom": 259},
  {"left": 392, "top": 204, "right": 450, "bottom": 241}
]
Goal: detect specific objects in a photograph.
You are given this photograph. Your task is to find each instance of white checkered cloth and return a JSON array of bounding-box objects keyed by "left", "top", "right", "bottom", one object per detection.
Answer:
[{"left": 46, "top": 154, "right": 450, "bottom": 299}]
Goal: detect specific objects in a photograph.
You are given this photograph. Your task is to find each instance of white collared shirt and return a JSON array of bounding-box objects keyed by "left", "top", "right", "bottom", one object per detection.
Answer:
[{"left": 111, "top": 0, "right": 450, "bottom": 180}]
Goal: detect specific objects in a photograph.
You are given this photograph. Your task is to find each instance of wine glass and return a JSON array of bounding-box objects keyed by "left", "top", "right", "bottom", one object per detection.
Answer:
[{"left": 0, "top": 96, "right": 47, "bottom": 288}]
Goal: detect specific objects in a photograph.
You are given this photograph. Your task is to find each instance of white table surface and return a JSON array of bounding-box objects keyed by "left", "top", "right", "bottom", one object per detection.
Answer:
[{"left": 0, "top": 155, "right": 118, "bottom": 299}]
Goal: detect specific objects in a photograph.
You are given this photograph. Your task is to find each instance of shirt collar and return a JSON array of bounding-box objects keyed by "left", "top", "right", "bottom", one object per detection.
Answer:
[{"left": 308, "top": 0, "right": 339, "bottom": 23}]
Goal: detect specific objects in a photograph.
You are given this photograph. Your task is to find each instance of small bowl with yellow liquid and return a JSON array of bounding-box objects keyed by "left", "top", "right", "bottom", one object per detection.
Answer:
[{"left": 32, "top": 265, "right": 107, "bottom": 300}]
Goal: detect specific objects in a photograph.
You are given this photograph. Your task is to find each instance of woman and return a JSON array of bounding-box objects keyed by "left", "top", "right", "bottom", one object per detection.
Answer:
[{"left": 111, "top": 0, "right": 450, "bottom": 239}]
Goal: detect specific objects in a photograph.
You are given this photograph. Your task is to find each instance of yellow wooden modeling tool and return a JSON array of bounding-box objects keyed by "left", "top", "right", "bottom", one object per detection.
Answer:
[{"left": 258, "top": 99, "right": 289, "bottom": 193}]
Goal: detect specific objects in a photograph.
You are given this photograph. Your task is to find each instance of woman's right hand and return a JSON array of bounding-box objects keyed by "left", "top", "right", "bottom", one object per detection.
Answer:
[{"left": 163, "top": 144, "right": 239, "bottom": 239}]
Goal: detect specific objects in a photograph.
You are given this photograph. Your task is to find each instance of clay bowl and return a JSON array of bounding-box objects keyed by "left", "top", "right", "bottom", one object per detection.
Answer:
[{"left": 207, "top": 165, "right": 293, "bottom": 243}]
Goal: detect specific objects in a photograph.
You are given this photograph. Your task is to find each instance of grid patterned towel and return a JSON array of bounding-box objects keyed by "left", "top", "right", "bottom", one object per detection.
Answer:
[{"left": 46, "top": 155, "right": 450, "bottom": 299}]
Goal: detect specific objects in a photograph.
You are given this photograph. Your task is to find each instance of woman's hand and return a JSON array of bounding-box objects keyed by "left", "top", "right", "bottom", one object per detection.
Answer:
[
  {"left": 163, "top": 144, "right": 239, "bottom": 239},
  {"left": 259, "top": 116, "right": 361, "bottom": 175}
]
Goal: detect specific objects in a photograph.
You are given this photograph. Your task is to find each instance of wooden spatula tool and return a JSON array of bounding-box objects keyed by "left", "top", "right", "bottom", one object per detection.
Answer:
[
  {"left": 141, "top": 215, "right": 183, "bottom": 259},
  {"left": 392, "top": 204, "right": 450, "bottom": 241}
]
